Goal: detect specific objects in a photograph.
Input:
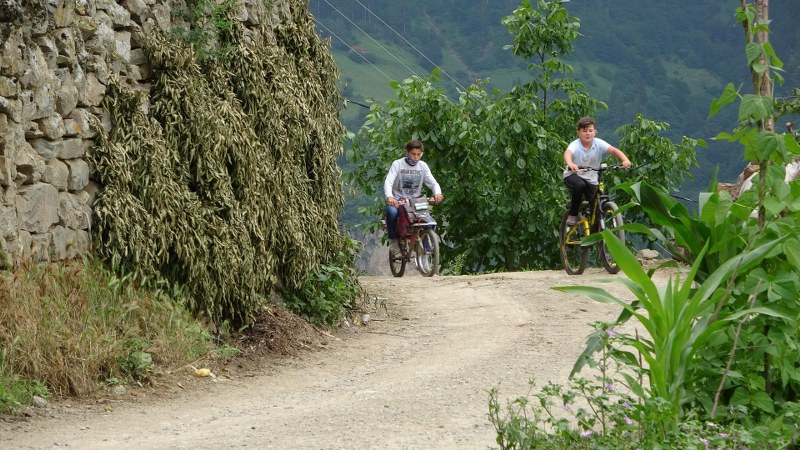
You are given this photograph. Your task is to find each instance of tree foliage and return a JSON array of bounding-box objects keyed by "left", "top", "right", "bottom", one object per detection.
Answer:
[{"left": 347, "top": 0, "right": 697, "bottom": 273}]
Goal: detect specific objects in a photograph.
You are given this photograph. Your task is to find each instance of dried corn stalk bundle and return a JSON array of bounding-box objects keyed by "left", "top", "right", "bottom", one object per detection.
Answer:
[
  {"left": 89, "top": 1, "right": 345, "bottom": 327},
  {"left": 207, "top": 5, "right": 344, "bottom": 290}
]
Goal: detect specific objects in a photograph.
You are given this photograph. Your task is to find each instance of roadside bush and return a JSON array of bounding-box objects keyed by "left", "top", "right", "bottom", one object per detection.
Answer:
[
  {"left": 285, "top": 237, "right": 366, "bottom": 326},
  {"left": 489, "top": 379, "right": 782, "bottom": 449},
  {"left": 489, "top": 322, "right": 793, "bottom": 449},
  {"left": 491, "top": 175, "right": 800, "bottom": 447}
]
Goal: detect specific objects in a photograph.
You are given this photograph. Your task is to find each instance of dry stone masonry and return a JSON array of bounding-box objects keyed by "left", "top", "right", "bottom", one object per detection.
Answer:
[{"left": 0, "top": 0, "right": 292, "bottom": 266}]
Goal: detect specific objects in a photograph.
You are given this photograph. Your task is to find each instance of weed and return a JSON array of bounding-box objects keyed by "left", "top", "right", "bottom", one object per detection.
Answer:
[
  {"left": 441, "top": 250, "right": 468, "bottom": 275},
  {"left": 0, "top": 257, "right": 215, "bottom": 408},
  {"left": 0, "top": 347, "right": 49, "bottom": 414},
  {"left": 118, "top": 338, "right": 154, "bottom": 382},
  {"left": 171, "top": 0, "right": 237, "bottom": 59}
]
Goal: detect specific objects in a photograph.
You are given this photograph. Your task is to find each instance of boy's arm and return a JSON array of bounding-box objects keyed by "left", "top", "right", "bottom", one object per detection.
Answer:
[
  {"left": 384, "top": 162, "right": 400, "bottom": 206},
  {"left": 608, "top": 146, "right": 632, "bottom": 168},
  {"left": 423, "top": 168, "right": 443, "bottom": 202},
  {"left": 564, "top": 148, "right": 578, "bottom": 172}
]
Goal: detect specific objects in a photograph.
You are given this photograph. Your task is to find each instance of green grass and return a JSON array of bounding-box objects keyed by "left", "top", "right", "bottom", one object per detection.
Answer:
[
  {"left": 479, "top": 67, "right": 531, "bottom": 91},
  {"left": 572, "top": 60, "right": 617, "bottom": 99},
  {"left": 660, "top": 57, "right": 723, "bottom": 96},
  {"left": 331, "top": 43, "right": 418, "bottom": 131},
  {"left": 331, "top": 35, "right": 430, "bottom": 98}
]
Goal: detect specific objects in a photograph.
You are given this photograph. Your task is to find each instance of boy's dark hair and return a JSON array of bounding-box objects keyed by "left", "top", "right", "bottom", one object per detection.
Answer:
[
  {"left": 405, "top": 140, "right": 424, "bottom": 151},
  {"left": 576, "top": 117, "right": 596, "bottom": 131}
]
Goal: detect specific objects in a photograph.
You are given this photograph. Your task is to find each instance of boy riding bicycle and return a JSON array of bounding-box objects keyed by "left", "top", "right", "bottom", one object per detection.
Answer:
[{"left": 563, "top": 117, "right": 631, "bottom": 226}]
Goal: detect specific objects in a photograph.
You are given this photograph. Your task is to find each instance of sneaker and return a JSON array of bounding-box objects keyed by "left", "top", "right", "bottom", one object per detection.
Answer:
[
  {"left": 389, "top": 239, "right": 401, "bottom": 253},
  {"left": 566, "top": 215, "right": 578, "bottom": 226}
]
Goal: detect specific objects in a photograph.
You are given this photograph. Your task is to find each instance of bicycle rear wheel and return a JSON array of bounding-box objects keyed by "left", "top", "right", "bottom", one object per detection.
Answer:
[
  {"left": 560, "top": 212, "right": 588, "bottom": 275},
  {"left": 598, "top": 201, "right": 624, "bottom": 274},
  {"left": 415, "top": 228, "right": 440, "bottom": 277},
  {"left": 389, "top": 239, "right": 408, "bottom": 277}
]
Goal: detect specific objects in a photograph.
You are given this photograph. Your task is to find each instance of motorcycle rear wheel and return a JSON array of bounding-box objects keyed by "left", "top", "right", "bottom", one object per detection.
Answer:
[
  {"left": 415, "top": 229, "right": 440, "bottom": 277},
  {"left": 389, "top": 239, "right": 408, "bottom": 277}
]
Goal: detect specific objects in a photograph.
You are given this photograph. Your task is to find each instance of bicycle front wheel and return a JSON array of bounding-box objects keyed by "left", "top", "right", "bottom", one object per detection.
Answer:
[
  {"left": 598, "top": 201, "right": 624, "bottom": 274},
  {"left": 415, "top": 228, "right": 440, "bottom": 277},
  {"left": 389, "top": 239, "right": 408, "bottom": 277},
  {"left": 560, "top": 212, "right": 588, "bottom": 275}
]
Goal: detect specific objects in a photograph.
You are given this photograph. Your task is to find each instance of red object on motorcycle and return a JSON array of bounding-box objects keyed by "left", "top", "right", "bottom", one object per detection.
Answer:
[{"left": 397, "top": 204, "right": 412, "bottom": 237}]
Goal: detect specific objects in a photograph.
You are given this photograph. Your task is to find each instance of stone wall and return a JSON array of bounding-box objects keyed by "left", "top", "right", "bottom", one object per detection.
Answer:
[{"left": 0, "top": 0, "right": 290, "bottom": 266}]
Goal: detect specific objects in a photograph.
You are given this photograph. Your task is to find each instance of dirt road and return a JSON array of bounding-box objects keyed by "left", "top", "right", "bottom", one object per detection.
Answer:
[{"left": 0, "top": 269, "right": 650, "bottom": 449}]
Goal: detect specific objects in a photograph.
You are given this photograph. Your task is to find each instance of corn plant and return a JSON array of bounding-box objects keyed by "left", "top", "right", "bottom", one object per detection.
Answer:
[{"left": 554, "top": 230, "right": 787, "bottom": 430}]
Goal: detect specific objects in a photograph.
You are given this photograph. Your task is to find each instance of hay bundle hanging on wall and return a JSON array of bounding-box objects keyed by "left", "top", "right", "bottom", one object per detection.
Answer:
[{"left": 90, "top": 1, "right": 345, "bottom": 327}]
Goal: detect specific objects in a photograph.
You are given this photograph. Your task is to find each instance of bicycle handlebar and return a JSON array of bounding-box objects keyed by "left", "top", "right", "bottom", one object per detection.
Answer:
[{"left": 576, "top": 164, "right": 630, "bottom": 172}]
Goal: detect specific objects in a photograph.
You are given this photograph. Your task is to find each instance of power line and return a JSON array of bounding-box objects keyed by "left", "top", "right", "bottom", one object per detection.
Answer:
[
  {"left": 312, "top": 17, "right": 393, "bottom": 83},
  {"left": 669, "top": 193, "right": 698, "bottom": 203},
  {"left": 352, "top": 0, "right": 467, "bottom": 91},
  {"left": 347, "top": 99, "right": 370, "bottom": 109},
  {"left": 319, "top": 0, "right": 421, "bottom": 79},
  {"left": 312, "top": 18, "right": 381, "bottom": 111}
]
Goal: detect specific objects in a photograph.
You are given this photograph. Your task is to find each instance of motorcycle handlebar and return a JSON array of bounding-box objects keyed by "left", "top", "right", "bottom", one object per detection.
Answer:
[{"left": 398, "top": 197, "right": 443, "bottom": 204}]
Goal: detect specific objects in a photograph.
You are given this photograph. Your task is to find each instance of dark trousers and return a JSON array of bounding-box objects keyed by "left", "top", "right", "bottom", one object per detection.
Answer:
[
  {"left": 385, "top": 204, "right": 400, "bottom": 239},
  {"left": 564, "top": 174, "right": 598, "bottom": 216}
]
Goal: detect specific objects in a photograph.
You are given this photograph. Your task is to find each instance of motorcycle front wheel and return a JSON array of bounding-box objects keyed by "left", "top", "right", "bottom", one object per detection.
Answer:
[{"left": 414, "top": 228, "right": 440, "bottom": 277}]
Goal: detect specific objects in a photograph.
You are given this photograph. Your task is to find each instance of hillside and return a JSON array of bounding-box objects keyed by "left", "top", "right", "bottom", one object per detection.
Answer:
[{"left": 311, "top": 0, "right": 800, "bottom": 205}]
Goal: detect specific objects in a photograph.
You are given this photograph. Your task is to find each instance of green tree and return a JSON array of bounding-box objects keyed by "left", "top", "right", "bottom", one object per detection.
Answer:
[{"left": 347, "top": 0, "right": 697, "bottom": 273}]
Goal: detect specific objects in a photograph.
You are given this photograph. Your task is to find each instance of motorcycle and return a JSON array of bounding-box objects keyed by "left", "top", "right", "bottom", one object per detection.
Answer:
[{"left": 387, "top": 197, "right": 441, "bottom": 277}]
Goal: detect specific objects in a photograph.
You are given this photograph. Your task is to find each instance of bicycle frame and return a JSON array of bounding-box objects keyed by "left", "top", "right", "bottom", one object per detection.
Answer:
[
  {"left": 560, "top": 164, "right": 626, "bottom": 275},
  {"left": 564, "top": 173, "right": 611, "bottom": 244}
]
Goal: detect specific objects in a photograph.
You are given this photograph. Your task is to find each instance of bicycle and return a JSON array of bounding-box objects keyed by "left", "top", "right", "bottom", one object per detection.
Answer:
[
  {"left": 387, "top": 197, "right": 441, "bottom": 277},
  {"left": 559, "top": 163, "right": 627, "bottom": 275}
]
